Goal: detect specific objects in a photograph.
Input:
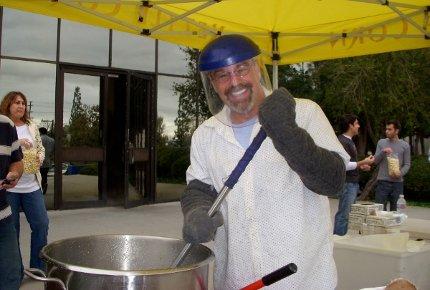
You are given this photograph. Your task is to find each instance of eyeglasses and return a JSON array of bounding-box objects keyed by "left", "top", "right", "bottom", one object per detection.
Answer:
[{"left": 211, "top": 60, "right": 254, "bottom": 84}]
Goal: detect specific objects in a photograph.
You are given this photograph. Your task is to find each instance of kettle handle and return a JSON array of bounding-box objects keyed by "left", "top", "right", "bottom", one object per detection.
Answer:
[{"left": 24, "top": 268, "right": 67, "bottom": 290}]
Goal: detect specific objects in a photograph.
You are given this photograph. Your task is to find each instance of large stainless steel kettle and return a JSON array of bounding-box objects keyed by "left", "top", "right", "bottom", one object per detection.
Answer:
[{"left": 25, "top": 235, "right": 213, "bottom": 290}]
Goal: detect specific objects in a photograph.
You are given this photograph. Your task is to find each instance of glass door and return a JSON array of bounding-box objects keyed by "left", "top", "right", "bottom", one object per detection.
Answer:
[
  {"left": 55, "top": 66, "right": 107, "bottom": 208},
  {"left": 54, "top": 66, "right": 156, "bottom": 209},
  {"left": 124, "top": 73, "right": 156, "bottom": 208}
]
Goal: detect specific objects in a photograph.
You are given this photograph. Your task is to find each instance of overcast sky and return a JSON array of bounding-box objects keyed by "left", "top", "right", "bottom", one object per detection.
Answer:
[{"left": 0, "top": 8, "right": 189, "bottom": 137}]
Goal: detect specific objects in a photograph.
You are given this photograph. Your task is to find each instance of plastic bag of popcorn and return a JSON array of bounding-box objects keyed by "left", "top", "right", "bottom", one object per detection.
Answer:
[
  {"left": 387, "top": 153, "right": 400, "bottom": 176},
  {"left": 23, "top": 148, "right": 40, "bottom": 174}
]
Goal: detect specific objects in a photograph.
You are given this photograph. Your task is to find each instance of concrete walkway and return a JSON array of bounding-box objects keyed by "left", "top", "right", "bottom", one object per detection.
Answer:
[{"left": 19, "top": 198, "right": 430, "bottom": 290}]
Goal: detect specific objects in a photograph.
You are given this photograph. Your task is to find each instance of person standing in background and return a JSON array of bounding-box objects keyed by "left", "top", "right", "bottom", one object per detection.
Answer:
[
  {"left": 0, "top": 91, "right": 49, "bottom": 271},
  {"left": 333, "top": 114, "right": 374, "bottom": 236},
  {"left": 373, "top": 120, "right": 411, "bottom": 211},
  {"left": 0, "top": 114, "right": 24, "bottom": 290},
  {"left": 39, "top": 127, "right": 54, "bottom": 195}
]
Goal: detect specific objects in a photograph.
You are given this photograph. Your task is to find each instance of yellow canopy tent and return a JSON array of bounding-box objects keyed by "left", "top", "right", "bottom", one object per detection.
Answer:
[{"left": 1, "top": 0, "right": 429, "bottom": 87}]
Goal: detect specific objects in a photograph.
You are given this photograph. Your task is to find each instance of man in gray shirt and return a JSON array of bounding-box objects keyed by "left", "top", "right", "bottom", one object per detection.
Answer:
[{"left": 373, "top": 120, "right": 411, "bottom": 211}]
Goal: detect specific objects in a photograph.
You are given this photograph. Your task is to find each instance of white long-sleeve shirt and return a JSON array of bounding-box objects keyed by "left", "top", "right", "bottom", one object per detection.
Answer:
[{"left": 186, "top": 98, "right": 349, "bottom": 290}]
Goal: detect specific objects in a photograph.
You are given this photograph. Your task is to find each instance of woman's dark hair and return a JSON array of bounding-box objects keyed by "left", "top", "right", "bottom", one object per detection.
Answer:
[
  {"left": 0, "top": 91, "right": 30, "bottom": 124},
  {"left": 339, "top": 114, "right": 358, "bottom": 134}
]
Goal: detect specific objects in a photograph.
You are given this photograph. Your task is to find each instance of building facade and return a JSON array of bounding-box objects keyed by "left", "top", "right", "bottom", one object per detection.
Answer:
[{"left": 0, "top": 7, "right": 189, "bottom": 209}]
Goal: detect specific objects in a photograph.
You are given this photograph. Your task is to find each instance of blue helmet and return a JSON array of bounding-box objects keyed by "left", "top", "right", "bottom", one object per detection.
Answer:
[{"left": 198, "top": 34, "right": 261, "bottom": 72}]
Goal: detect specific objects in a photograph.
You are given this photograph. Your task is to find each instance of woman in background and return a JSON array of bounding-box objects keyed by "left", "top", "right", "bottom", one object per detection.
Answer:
[{"left": 0, "top": 91, "right": 49, "bottom": 270}]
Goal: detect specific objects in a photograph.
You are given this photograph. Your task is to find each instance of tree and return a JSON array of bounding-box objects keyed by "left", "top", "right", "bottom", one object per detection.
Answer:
[
  {"left": 310, "top": 49, "right": 430, "bottom": 200},
  {"left": 158, "top": 48, "right": 213, "bottom": 182},
  {"left": 68, "top": 86, "right": 100, "bottom": 147},
  {"left": 70, "top": 87, "right": 83, "bottom": 124},
  {"left": 172, "top": 48, "right": 211, "bottom": 146},
  {"left": 156, "top": 116, "right": 169, "bottom": 148},
  {"left": 312, "top": 49, "right": 430, "bottom": 155},
  {"left": 268, "top": 63, "right": 315, "bottom": 99},
  {"left": 156, "top": 116, "right": 172, "bottom": 179},
  {"left": 156, "top": 115, "right": 190, "bottom": 182}
]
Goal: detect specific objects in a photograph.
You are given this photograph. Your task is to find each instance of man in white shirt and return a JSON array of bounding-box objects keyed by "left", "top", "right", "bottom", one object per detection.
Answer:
[{"left": 180, "top": 35, "right": 349, "bottom": 289}]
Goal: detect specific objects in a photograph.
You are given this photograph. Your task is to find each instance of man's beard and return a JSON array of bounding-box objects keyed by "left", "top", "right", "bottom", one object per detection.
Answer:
[{"left": 225, "top": 83, "right": 255, "bottom": 114}]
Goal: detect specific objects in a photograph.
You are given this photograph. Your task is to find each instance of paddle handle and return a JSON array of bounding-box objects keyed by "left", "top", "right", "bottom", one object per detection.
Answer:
[
  {"left": 241, "top": 263, "right": 298, "bottom": 290},
  {"left": 171, "top": 128, "right": 267, "bottom": 268}
]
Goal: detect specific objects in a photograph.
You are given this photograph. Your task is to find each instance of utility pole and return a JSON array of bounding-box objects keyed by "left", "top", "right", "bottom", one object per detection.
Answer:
[{"left": 28, "top": 101, "right": 33, "bottom": 118}]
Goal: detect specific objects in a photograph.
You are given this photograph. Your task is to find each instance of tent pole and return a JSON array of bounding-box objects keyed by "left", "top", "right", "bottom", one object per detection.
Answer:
[
  {"left": 145, "top": 0, "right": 216, "bottom": 34},
  {"left": 386, "top": 4, "right": 430, "bottom": 38},
  {"left": 280, "top": 8, "right": 424, "bottom": 59},
  {"left": 271, "top": 32, "right": 280, "bottom": 90},
  {"left": 349, "top": 0, "right": 422, "bottom": 10},
  {"left": 59, "top": 0, "right": 142, "bottom": 33},
  {"left": 272, "top": 60, "right": 278, "bottom": 90},
  {"left": 152, "top": 5, "right": 218, "bottom": 35}
]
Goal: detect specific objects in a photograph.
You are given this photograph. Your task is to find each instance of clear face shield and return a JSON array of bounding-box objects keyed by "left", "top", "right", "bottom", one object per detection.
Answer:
[{"left": 200, "top": 55, "right": 272, "bottom": 127}]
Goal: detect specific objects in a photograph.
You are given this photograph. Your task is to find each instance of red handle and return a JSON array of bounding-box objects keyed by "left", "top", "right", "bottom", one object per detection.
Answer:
[
  {"left": 240, "top": 263, "right": 297, "bottom": 290},
  {"left": 241, "top": 280, "right": 265, "bottom": 290}
]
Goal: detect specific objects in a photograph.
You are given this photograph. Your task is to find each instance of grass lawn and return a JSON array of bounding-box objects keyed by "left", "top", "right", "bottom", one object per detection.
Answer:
[{"left": 408, "top": 200, "right": 430, "bottom": 208}]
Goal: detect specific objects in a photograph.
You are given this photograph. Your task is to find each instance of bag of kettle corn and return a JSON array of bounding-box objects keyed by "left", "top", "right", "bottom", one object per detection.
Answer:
[
  {"left": 23, "top": 148, "right": 40, "bottom": 174},
  {"left": 387, "top": 153, "right": 400, "bottom": 176}
]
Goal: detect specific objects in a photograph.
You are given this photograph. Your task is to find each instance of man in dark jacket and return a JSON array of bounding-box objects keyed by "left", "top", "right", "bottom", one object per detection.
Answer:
[{"left": 333, "top": 114, "right": 374, "bottom": 236}]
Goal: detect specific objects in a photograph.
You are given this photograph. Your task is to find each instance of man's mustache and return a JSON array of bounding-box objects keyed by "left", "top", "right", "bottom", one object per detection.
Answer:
[{"left": 225, "top": 84, "right": 252, "bottom": 97}]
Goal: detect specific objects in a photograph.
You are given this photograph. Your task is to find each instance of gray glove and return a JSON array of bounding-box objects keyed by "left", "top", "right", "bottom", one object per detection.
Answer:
[
  {"left": 181, "top": 179, "right": 224, "bottom": 244},
  {"left": 259, "top": 87, "right": 345, "bottom": 196}
]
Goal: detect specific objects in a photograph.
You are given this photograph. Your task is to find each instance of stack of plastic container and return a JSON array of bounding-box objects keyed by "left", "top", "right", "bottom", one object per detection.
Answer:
[
  {"left": 348, "top": 202, "right": 383, "bottom": 234},
  {"left": 348, "top": 202, "right": 406, "bottom": 235}
]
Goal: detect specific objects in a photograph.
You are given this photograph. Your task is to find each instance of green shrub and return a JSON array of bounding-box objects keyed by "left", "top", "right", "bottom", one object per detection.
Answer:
[
  {"left": 157, "top": 146, "right": 176, "bottom": 179},
  {"left": 170, "top": 154, "right": 190, "bottom": 182},
  {"left": 404, "top": 156, "right": 430, "bottom": 201},
  {"left": 157, "top": 144, "right": 189, "bottom": 183},
  {"left": 78, "top": 163, "right": 99, "bottom": 176}
]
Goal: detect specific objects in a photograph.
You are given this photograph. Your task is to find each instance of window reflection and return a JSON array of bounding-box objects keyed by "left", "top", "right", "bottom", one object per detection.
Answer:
[
  {"left": 112, "top": 31, "right": 155, "bottom": 71},
  {"left": 63, "top": 73, "right": 101, "bottom": 147},
  {"left": 0, "top": 59, "right": 56, "bottom": 124},
  {"left": 157, "top": 75, "right": 187, "bottom": 139},
  {"left": 60, "top": 20, "right": 109, "bottom": 66},
  {"left": 0, "top": 59, "right": 57, "bottom": 209},
  {"left": 158, "top": 41, "right": 188, "bottom": 75},
  {"left": 62, "top": 161, "right": 100, "bottom": 203},
  {"left": 1, "top": 8, "right": 57, "bottom": 60},
  {"left": 156, "top": 76, "right": 189, "bottom": 186}
]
